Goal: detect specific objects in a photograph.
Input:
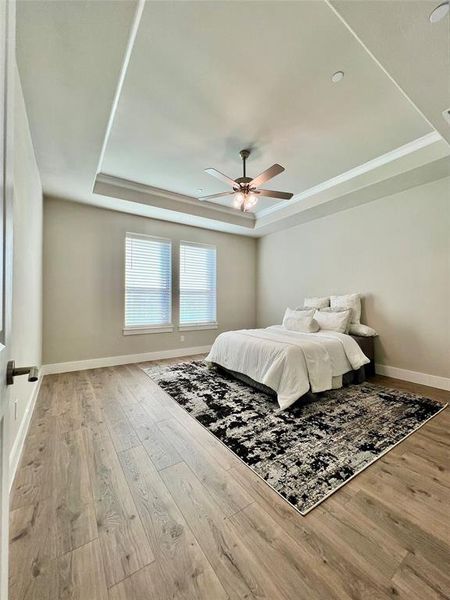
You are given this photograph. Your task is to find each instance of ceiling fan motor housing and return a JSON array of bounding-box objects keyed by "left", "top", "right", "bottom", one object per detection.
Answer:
[{"left": 235, "top": 176, "right": 253, "bottom": 186}]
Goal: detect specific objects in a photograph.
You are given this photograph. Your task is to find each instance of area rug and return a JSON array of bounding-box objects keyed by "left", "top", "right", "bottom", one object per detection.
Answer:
[{"left": 142, "top": 361, "right": 446, "bottom": 515}]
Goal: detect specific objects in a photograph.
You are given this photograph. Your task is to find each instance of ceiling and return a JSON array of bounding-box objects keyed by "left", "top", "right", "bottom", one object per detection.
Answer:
[
  {"left": 16, "top": 0, "right": 450, "bottom": 236},
  {"left": 330, "top": 0, "right": 450, "bottom": 144},
  {"left": 16, "top": 0, "right": 138, "bottom": 204}
]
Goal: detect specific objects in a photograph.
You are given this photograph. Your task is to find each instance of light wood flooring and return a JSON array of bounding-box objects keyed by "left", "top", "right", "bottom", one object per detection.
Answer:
[{"left": 9, "top": 357, "right": 450, "bottom": 599}]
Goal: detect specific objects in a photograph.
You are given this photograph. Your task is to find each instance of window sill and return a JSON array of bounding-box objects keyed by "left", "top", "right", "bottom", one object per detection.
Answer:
[
  {"left": 123, "top": 325, "right": 174, "bottom": 336},
  {"left": 178, "top": 323, "right": 219, "bottom": 332}
]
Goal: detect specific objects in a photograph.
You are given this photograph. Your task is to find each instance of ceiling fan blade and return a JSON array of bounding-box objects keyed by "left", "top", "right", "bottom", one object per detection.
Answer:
[
  {"left": 205, "top": 168, "right": 237, "bottom": 188},
  {"left": 249, "top": 164, "right": 284, "bottom": 188},
  {"left": 198, "top": 191, "right": 234, "bottom": 201},
  {"left": 257, "top": 189, "right": 293, "bottom": 200}
]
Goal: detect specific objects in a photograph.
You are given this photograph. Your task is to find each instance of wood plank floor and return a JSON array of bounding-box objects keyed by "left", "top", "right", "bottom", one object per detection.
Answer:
[{"left": 9, "top": 357, "right": 450, "bottom": 600}]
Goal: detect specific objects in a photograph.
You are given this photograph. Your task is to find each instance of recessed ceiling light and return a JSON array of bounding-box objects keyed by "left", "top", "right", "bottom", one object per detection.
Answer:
[
  {"left": 197, "top": 188, "right": 203, "bottom": 193},
  {"left": 429, "top": 1, "right": 449, "bottom": 23},
  {"left": 331, "top": 71, "right": 344, "bottom": 83}
]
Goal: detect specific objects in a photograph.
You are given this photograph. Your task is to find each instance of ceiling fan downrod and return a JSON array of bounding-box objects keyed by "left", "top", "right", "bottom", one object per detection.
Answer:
[{"left": 240, "top": 149, "right": 250, "bottom": 179}]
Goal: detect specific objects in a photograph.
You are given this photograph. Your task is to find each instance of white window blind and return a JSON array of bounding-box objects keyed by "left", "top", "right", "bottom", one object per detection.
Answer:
[
  {"left": 124, "top": 233, "right": 172, "bottom": 331},
  {"left": 180, "top": 242, "right": 217, "bottom": 327}
]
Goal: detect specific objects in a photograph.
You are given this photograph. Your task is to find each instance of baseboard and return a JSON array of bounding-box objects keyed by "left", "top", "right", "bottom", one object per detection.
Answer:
[
  {"left": 42, "top": 345, "right": 212, "bottom": 375},
  {"left": 375, "top": 363, "right": 450, "bottom": 391},
  {"left": 9, "top": 376, "right": 43, "bottom": 490}
]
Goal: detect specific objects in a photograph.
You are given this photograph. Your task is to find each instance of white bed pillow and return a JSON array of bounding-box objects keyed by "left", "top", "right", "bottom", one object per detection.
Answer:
[
  {"left": 349, "top": 323, "right": 378, "bottom": 337},
  {"left": 282, "top": 308, "right": 319, "bottom": 333},
  {"left": 330, "top": 293, "right": 361, "bottom": 324},
  {"left": 304, "top": 296, "right": 330, "bottom": 309},
  {"left": 314, "top": 308, "right": 351, "bottom": 334},
  {"left": 319, "top": 307, "right": 352, "bottom": 333}
]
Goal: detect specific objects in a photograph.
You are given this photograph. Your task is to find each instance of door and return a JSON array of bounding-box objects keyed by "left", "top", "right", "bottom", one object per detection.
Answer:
[{"left": 0, "top": 0, "right": 15, "bottom": 597}]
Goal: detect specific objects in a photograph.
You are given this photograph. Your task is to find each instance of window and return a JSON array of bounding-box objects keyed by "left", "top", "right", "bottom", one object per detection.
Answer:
[
  {"left": 179, "top": 241, "right": 217, "bottom": 330},
  {"left": 124, "top": 233, "right": 172, "bottom": 334}
]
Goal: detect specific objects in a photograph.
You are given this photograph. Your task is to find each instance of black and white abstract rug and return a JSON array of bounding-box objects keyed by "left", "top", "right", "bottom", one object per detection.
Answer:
[{"left": 142, "top": 361, "right": 446, "bottom": 515}]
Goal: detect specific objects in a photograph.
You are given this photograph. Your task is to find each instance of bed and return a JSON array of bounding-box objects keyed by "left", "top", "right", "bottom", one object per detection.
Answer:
[{"left": 205, "top": 326, "right": 371, "bottom": 409}]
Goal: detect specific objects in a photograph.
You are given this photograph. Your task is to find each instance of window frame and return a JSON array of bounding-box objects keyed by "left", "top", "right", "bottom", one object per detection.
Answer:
[
  {"left": 178, "top": 240, "right": 218, "bottom": 331},
  {"left": 123, "top": 232, "right": 174, "bottom": 335}
]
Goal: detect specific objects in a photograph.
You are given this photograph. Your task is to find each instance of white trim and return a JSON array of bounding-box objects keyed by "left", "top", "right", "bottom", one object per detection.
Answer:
[
  {"left": 257, "top": 132, "right": 442, "bottom": 219},
  {"left": 9, "top": 377, "right": 43, "bottom": 490},
  {"left": 179, "top": 323, "right": 218, "bottom": 332},
  {"left": 375, "top": 363, "right": 450, "bottom": 392},
  {"left": 123, "top": 325, "right": 174, "bottom": 335},
  {"left": 41, "top": 345, "right": 212, "bottom": 375},
  {"left": 92, "top": 140, "right": 448, "bottom": 237},
  {"left": 95, "top": 173, "right": 255, "bottom": 222}
]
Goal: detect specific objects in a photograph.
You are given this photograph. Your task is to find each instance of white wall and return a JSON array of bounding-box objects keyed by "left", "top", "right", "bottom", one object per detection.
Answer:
[
  {"left": 257, "top": 176, "right": 450, "bottom": 380},
  {"left": 9, "top": 70, "right": 43, "bottom": 468},
  {"left": 43, "top": 198, "right": 256, "bottom": 365}
]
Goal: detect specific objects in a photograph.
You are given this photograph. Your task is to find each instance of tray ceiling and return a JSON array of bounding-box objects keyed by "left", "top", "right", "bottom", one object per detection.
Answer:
[{"left": 17, "top": 0, "right": 450, "bottom": 236}]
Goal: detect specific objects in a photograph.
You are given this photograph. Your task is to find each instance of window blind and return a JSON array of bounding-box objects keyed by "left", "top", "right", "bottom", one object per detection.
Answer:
[
  {"left": 180, "top": 242, "right": 217, "bottom": 326},
  {"left": 125, "top": 233, "right": 172, "bottom": 329}
]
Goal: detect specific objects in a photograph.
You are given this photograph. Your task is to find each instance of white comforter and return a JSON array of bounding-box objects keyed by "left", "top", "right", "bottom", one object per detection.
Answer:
[{"left": 205, "top": 326, "right": 370, "bottom": 409}]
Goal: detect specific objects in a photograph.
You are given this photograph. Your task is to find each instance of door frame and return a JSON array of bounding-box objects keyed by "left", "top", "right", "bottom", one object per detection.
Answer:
[{"left": 0, "top": 0, "right": 16, "bottom": 597}]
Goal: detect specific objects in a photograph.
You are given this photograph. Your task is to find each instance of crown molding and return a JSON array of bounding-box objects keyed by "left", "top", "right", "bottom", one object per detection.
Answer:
[
  {"left": 93, "top": 172, "right": 255, "bottom": 229},
  {"left": 257, "top": 131, "right": 443, "bottom": 220},
  {"left": 255, "top": 155, "right": 450, "bottom": 236},
  {"left": 255, "top": 132, "right": 449, "bottom": 233},
  {"left": 92, "top": 129, "right": 448, "bottom": 237}
]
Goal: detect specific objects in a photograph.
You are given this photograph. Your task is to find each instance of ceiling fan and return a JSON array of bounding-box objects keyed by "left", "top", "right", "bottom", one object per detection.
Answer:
[{"left": 199, "top": 149, "right": 293, "bottom": 212}]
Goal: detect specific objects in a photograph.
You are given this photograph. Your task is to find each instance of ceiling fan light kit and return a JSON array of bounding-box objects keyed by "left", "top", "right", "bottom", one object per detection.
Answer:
[{"left": 200, "top": 149, "right": 293, "bottom": 212}]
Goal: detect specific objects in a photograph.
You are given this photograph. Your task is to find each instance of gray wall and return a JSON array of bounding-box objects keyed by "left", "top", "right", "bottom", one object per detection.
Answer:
[
  {"left": 257, "top": 176, "right": 450, "bottom": 378},
  {"left": 43, "top": 198, "right": 257, "bottom": 364},
  {"left": 10, "top": 70, "right": 43, "bottom": 458},
  {"left": 42, "top": 177, "right": 449, "bottom": 380}
]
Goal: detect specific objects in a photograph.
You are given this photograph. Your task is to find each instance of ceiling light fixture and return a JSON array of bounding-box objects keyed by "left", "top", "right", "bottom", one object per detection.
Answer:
[
  {"left": 199, "top": 149, "right": 293, "bottom": 212},
  {"left": 331, "top": 71, "right": 344, "bottom": 83},
  {"left": 429, "top": 1, "right": 449, "bottom": 22}
]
